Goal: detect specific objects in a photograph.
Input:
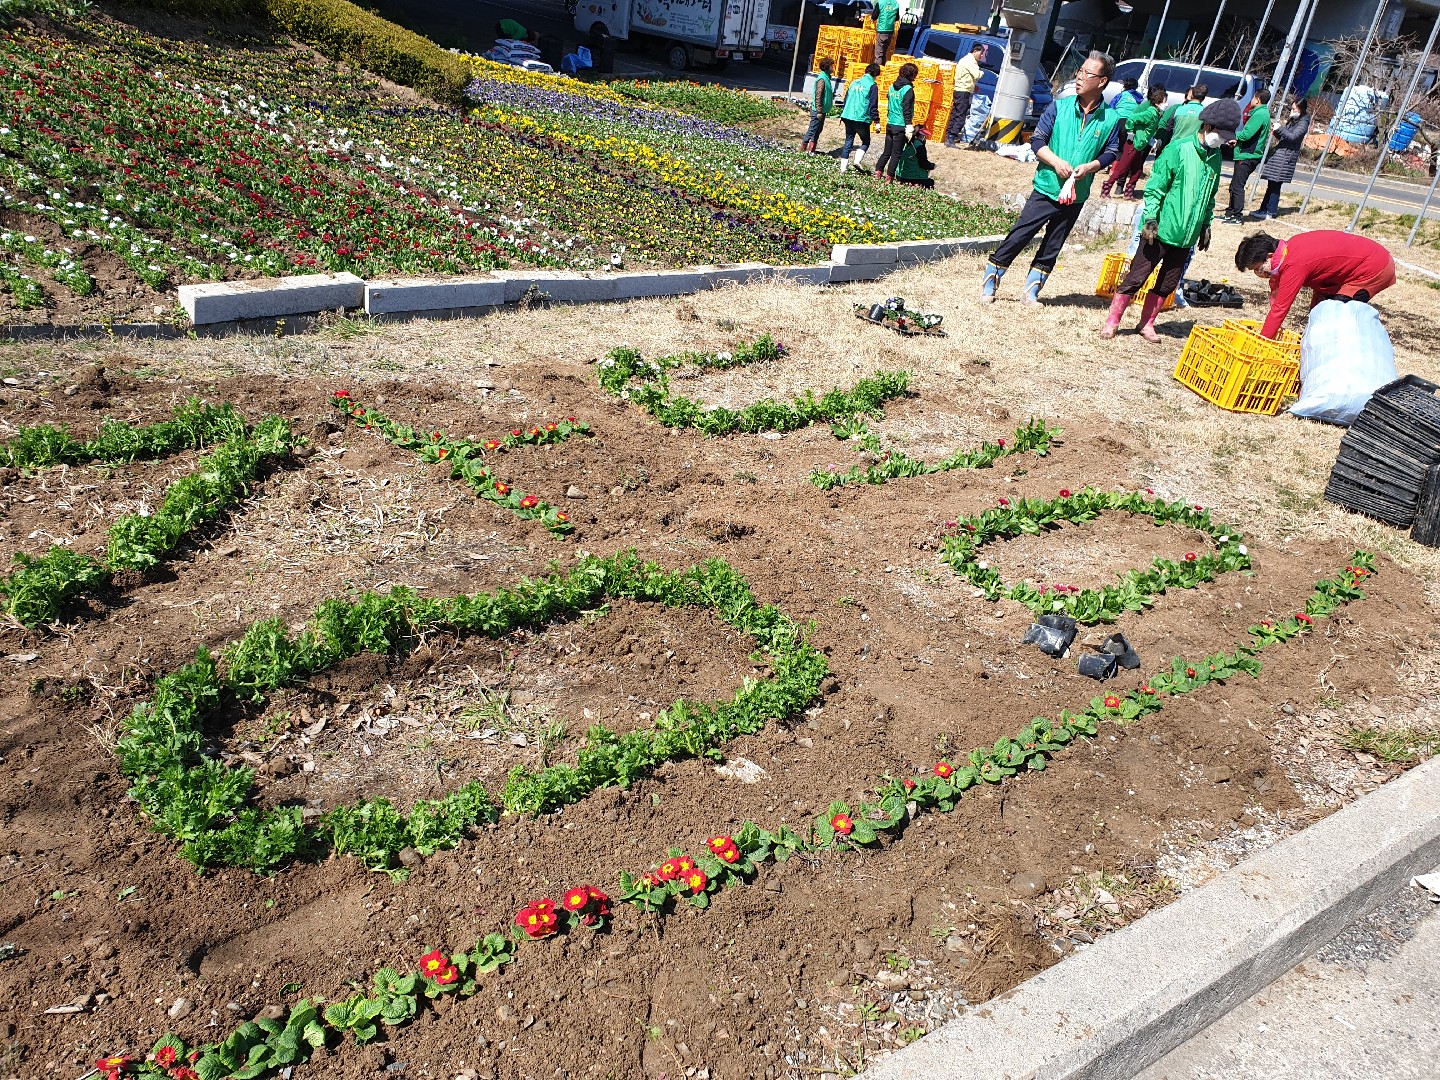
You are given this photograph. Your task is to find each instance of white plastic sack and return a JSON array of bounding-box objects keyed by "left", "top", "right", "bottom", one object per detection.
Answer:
[
  {"left": 993, "top": 143, "right": 1036, "bottom": 162},
  {"left": 1290, "top": 299, "right": 1397, "bottom": 426},
  {"left": 964, "top": 93, "right": 992, "bottom": 143}
]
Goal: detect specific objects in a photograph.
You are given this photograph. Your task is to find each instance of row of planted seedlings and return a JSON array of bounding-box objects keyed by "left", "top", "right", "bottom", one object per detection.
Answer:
[
  {"left": 0, "top": 400, "right": 294, "bottom": 626},
  {"left": 98, "top": 555, "right": 1378, "bottom": 1080}
]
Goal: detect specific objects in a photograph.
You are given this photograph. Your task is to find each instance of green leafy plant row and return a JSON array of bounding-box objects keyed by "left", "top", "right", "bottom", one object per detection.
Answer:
[
  {"left": 0, "top": 415, "right": 294, "bottom": 626},
  {"left": 609, "top": 80, "right": 790, "bottom": 124},
  {"left": 332, "top": 391, "right": 588, "bottom": 534},
  {"left": 102, "top": 556, "right": 1376, "bottom": 1080},
  {"left": 809, "top": 417, "right": 1060, "bottom": 490},
  {"left": 116, "top": 551, "right": 826, "bottom": 876},
  {"left": 1, "top": 397, "right": 246, "bottom": 469},
  {"left": 940, "top": 487, "right": 1254, "bottom": 624},
  {"left": 96, "top": 934, "right": 515, "bottom": 1079},
  {"left": 596, "top": 338, "right": 909, "bottom": 435}
]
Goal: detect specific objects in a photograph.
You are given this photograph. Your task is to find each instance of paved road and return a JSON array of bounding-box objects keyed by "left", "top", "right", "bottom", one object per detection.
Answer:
[{"left": 1137, "top": 869, "right": 1440, "bottom": 1080}]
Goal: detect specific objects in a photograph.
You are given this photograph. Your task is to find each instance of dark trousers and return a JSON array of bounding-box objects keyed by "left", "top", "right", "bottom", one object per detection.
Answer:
[
  {"left": 1259, "top": 180, "right": 1283, "bottom": 216},
  {"left": 875, "top": 31, "right": 894, "bottom": 61},
  {"left": 989, "top": 190, "right": 1084, "bottom": 273},
  {"left": 840, "top": 118, "right": 871, "bottom": 157},
  {"left": 802, "top": 111, "right": 825, "bottom": 146},
  {"left": 944, "top": 90, "right": 973, "bottom": 144},
  {"left": 1227, "top": 159, "right": 1258, "bottom": 215},
  {"left": 897, "top": 176, "right": 936, "bottom": 188},
  {"left": 1119, "top": 238, "right": 1189, "bottom": 299},
  {"left": 875, "top": 126, "right": 907, "bottom": 177},
  {"left": 1105, "top": 139, "right": 1147, "bottom": 196}
]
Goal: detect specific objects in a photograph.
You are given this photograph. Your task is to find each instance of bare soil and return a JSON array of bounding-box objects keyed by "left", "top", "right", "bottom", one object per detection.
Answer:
[{"left": 1, "top": 257, "right": 1438, "bottom": 1080}]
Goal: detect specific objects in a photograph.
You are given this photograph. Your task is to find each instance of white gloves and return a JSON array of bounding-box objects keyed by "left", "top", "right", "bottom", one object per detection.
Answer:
[
  {"left": 1058, "top": 175, "right": 1077, "bottom": 205},
  {"left": 905, "top": 124, "right": 914, "bottom": 139}
]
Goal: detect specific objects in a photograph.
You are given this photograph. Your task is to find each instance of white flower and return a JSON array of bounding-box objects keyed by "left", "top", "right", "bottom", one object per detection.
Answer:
[{"left": 1238, "top": 544, "right": 1247, "bottom": 555}]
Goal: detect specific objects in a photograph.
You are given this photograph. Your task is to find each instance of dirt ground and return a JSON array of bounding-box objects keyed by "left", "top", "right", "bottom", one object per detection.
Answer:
[{"left": 1, "top": 242, "right": 1438, "bottom": 1080}]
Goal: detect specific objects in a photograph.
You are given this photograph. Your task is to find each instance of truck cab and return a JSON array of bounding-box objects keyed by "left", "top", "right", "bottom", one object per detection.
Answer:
[
  {"left": 577, "top": 0, "right": 770, "bottom": 70},
  {"left": 908, "top": 25, "right": 1053, "bottom": 125}
]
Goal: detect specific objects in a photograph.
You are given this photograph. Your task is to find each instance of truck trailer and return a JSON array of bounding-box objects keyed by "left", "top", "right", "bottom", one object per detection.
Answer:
[{"left": 575, "top": 0, "right": 771, "bottom": 70}]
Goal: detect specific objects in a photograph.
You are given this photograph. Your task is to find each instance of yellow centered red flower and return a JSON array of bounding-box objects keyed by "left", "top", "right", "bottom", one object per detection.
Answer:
[
  {"left": 685, "top": 868, "right": 708, "bottom": 893},
  {"left": 1103, "top": 695, "right": 1121, "bottom": 709},
  {"left": 934, "top": 761, "right": 953, "bottom": 778},
  {"left": 831, "top": 813, "right": 854, "bottom": 835}
]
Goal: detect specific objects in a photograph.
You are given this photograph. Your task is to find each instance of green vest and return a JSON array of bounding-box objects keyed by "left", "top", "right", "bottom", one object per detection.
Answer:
[
  {"left": 842, "top": 74, "right": 876, "bottom": 121},
  {"left": 886, "top": 82, "right": 912, "bottom": 126},
  {"left": 1169, "top": 101, "right": 1203, "bottom": 145},
  {"left": 876, "top": 0, "right": 900, "bottom": 32},
  {"left": 896, "top": 140, "right": 928, "bottom": 179},
  {"left": 1033, "top": 97, "right": 1119, "bottom": 203},
  {"left": 813, "top": 71, "right": 834, "bottom": 114}
]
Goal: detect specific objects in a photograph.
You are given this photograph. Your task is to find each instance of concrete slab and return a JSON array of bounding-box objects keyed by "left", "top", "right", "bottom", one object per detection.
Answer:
[
  {"left": 179, "top": 272, "right": 364, "bottom": 325},
  {"left": 364, "top": 277, "right": 505, "bottom": 315},
  {"left": 489, "top": 270, "right": 617, "bottom": 304},
  {"left": 609, "top": 270, "right": 707, "bottom": 299},
  {"left": 860, "top": 755, "right": 1440, "bottom": 1080},
  {"left": 831, "top": 243, "right": 901, "bottom": 266}
]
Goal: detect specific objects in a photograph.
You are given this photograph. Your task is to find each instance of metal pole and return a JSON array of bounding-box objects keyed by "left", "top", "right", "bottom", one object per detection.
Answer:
[
  {"left": 1052, "top": 35, "right": 1078, "bottom": 92},
  {"left": 1246, "top": 0, "right": 1318, "bottom": 204},
  {"left": 1350, "top": 9, "right": 1440, "bottom": 231},
  {"left": 1300, "top": 0, "right": 1387, "bottom": 214},
  {"left": 1195, "top": 0, "right": 1229, "bottom": 89},
  {"left": 1406, "top": 160, "right": 1440, "bottom": 245},
  {"left": 1142, "top": 0, "right": 1173, "bottom": 85},
  {"left": 785, "top": 0, "right": 808, "bottom": 102},
  {"left": 1238, "top": 0, "right": 1278, "bottom": 84}
]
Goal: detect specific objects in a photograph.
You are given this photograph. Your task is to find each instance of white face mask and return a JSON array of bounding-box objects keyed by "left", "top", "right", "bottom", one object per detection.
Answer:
[{"left": 1203, "top": 131, "right": 1224, "bottom": 149}]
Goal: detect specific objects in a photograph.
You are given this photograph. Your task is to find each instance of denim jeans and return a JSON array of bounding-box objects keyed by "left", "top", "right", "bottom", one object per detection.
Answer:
[{"left": 802, "top": 111, "right": 825, "bottom": 146}]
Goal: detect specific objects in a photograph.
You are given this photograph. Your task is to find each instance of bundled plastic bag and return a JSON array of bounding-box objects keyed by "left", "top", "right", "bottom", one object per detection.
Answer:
[{"left": 1290, "top": 299, "right": 1397, "bottom": 426}]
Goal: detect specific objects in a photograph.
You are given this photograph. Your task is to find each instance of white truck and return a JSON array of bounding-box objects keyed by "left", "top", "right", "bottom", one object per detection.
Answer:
[{"left": 575, "top": 0, "right": 770, "bottom": 71}]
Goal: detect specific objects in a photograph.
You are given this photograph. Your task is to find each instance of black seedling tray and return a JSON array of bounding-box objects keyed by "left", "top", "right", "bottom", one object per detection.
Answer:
[{"left": 1325, "top": 375, "right": 1440, "bottom": 528}]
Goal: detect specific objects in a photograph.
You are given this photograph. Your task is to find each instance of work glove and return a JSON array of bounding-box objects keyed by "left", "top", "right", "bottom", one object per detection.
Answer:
[
  {"left": 1141, "top": 218, "right": 1158, "bottom": 244},
  {"left": 905, "top": 124, "right": 914, "bottom": 139},
  {"left": 1198, "top": 225, "right": 1211, "bottom": 252}
]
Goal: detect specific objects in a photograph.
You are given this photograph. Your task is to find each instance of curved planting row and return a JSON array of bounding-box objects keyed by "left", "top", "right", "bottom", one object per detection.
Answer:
[
  {"left": 95, "top": 555, "right": 1377, "bottom": 1080},
  {"left": 0, "top": 402, "right": 294, "bottom": 626},
  {"left": 940, "top": 487, "right": 1254, "bottom": 624},
  {"left": 115, "top": 551, "right": 826, "bottom": 875},
  {"left": 332, "top": 391, "right": 590, "bottom": 534}
]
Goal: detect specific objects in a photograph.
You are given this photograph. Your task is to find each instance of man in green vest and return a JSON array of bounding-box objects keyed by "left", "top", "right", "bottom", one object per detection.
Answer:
[
  {"left": 1222, "top": 88, "right": 1271, "bottom": 222},
  {"left": 839, "top": 62, "right": 881, "bottom": 172},
  {"left": 803, "top": 57, "right": 835, "bottom": 152},
  {"left": 874, "top": 0, "right": 901, "bottom": 63},
  {"left": 981, "top": 51, "right": 1122, "bottom": 305}
]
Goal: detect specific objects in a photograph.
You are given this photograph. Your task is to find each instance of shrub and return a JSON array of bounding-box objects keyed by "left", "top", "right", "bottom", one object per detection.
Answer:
[{"left": 121, "top": 0, "right": 472, "bottom": 106}]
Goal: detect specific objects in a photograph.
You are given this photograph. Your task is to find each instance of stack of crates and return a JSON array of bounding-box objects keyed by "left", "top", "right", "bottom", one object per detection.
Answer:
[
  {"left": 1172, "top": 319, "right": 1302, "bottom": 415},
  {"left": 811, "top": 25, "right": 875, "bottom": 82},
  {"left": 1094, "top": 252, "right": 1174, "bottom": 311},
  {"left": 876, "top": 54, "right": 955, "bottom": 133}
]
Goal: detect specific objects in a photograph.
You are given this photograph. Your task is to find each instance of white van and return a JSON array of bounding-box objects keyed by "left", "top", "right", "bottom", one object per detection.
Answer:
[{"left": 1107, "top": 58, "right": 1264, "bottom": 110}]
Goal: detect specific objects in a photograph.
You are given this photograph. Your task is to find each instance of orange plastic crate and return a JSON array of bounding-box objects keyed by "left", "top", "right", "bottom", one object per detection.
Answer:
[
  {"left": 1173, "top": 324, "right": 1301, "bottom": 415},
  {"left": 1094, "top": 252, "right": 1174, "bottom": 310}
]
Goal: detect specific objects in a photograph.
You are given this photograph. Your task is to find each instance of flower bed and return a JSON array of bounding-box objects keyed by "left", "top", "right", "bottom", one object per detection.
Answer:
[{"left": 93, "top": 554, "right": 1377, "bottom": 1080}]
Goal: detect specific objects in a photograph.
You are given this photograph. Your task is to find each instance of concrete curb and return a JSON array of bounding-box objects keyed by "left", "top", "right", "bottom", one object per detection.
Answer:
[
  {"left": 77, "top": 237, "right": 1001, "bottom": 334},
  {"left": 860, "top": 755, "right": 1440, "bottom": 1080}
]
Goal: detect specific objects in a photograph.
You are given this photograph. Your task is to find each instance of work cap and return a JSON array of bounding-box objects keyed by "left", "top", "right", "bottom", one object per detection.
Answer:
[{"left": 1198, "top": 98, "right": 1242, "bottom": 142}]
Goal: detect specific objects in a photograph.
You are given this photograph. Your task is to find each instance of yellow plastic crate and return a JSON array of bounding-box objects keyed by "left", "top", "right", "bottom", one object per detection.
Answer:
[
  {"left": 1173, "top": 324, "right": 1301, "bottom": 415},
  {"left": 1094, "top": 252, "right": 1174, "bottom": 310}
]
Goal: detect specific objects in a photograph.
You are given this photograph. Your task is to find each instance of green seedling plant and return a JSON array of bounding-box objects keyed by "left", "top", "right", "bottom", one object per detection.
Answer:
[{"left": 810, "top": 417, "right": 1059, "bottom": 489}]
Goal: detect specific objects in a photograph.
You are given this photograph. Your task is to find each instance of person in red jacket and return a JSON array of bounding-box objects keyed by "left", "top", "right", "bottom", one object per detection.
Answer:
[{"left": 1235, "top": 231, "right": 1397, "bottom": 339}]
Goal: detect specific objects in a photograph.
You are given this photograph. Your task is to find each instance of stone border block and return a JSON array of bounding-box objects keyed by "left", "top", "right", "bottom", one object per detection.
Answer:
[
  {"left": 696, "top": 263, "right": 772, "bottom": 288},
  {"left": 771, "top": 265, "right": 834, "bottom": 286},
  {"left": 364, "top": 278, "right": 505, "bottom": 315},
  {"left": 860, "top": 755, "right": 1440, "bottom": 1080},
  {"left": 489, "top": 270, "right": 616, "bottom": 304},
  {"left": 610, "top": 271, "right": 707, "bottom": 299},
  {"left": 179, "top": 272, "right": 364, "bottom": 325},
  {"left": 831, "top": 244, "right": 901, "bottom": 266},
  {"left": 826, "top": 262, "right": 889, "bottom": 283}
]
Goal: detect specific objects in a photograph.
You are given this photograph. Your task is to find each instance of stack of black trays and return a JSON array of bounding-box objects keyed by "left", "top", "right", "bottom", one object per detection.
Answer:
[{"left": 1324, "top": 375, "right": 1440, "bottom": 534}]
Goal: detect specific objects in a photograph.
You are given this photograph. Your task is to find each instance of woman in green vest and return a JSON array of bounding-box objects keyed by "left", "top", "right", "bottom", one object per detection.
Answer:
[
  {"left": 1101, "top": 84, "right": 1165, "bottom": 198},
  {"left": 802, "top": 57, "right": 835, "bottom": 153},
  {"left": 895, "top": 127, "right": 937, "bottom": 187},
  {"left": 840, "top": 62, "right": 882, "bottom": 173},
  {"left": 874, "top": 62, "right": 918, "bottom": 183}
]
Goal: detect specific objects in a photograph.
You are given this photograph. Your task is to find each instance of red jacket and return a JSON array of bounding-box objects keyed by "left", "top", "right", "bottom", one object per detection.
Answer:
[{"left": 1262, "top": 230, "right": 1397, "bottom": 338}]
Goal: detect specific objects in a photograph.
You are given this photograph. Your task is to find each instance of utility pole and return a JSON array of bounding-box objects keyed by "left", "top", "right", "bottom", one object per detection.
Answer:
[{"left": 986, "top": 0, "right": 1054, "bottom": 144}]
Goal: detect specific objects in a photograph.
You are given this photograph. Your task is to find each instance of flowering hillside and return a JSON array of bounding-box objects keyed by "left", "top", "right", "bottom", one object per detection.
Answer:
[{"left": 0, "top": 14, "right": 1008, "bottom": 318}]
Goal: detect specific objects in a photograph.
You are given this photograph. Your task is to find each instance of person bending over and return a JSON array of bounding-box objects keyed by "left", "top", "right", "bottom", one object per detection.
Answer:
[{"left": 1235, "top": 230, "right": 1396, "bottom": 339}]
